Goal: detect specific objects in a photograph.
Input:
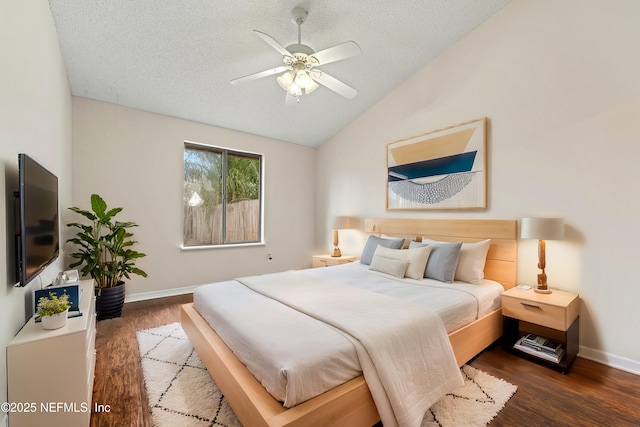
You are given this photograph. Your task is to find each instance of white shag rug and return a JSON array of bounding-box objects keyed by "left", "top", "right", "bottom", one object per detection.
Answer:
[{"left": 137, "top": 323, "right": 516, "bottom": 427}]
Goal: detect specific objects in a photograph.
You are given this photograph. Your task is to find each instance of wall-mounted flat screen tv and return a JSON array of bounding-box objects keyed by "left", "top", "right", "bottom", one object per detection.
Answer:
[{"left": 17, "top": 153, "right": 59, "bottom": 287}]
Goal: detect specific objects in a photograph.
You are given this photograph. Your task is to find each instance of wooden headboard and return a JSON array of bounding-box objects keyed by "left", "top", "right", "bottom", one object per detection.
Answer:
[{"left": 364, "top": 218, "right": 517, "bottom": 289}]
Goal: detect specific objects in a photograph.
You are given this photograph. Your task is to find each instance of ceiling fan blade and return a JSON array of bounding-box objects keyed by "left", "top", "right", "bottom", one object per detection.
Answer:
[
  {"left": 312, "top": 71, "right": 358, "bottom": 99},
  {"left": 230, "top": 66, "right": 288, "bottom": 85},
  {"left": 311, "top": 41, "right": 361, "bottom": 66},
  {"left": 254, "top": 30, "right": 291, "bottom": 58}
]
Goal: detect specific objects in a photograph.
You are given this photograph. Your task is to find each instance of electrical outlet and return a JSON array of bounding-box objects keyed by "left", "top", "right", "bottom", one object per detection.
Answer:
[{"left": 267, "top": 253, "right": 273, "bottom": 262}]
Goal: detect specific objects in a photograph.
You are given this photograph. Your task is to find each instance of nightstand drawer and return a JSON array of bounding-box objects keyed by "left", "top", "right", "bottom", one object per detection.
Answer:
[
  {"left": 502, "top": 294, "right": 577, "bottom": 330},
  {"left": 313, "top": 258, "right": 342, "bottom": 267}
]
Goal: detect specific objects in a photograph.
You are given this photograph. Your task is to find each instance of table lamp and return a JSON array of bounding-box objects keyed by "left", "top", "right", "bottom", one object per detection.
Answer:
[
  {"left": 332, "top": 216, "right": 359, "bottom": 257},
  {"left": 520, "top": 217, "right": 564, "bottom": 293}
]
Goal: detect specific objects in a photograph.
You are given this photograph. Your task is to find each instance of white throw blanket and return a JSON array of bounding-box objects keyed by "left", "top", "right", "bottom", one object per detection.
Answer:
[{"left": 237, "top": 270, "right": 463, "bottom": 427}]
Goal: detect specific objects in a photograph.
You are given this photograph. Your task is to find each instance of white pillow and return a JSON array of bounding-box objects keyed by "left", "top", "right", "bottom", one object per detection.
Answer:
[
  {"left": 422, "top": 238, "right": 490, "bottom": 284},
  {"left": 369, "top": 256, "right": 409, "bottom": 278},
  {"left": 372, "top": 245, "right": 432, "bottom": 280}
]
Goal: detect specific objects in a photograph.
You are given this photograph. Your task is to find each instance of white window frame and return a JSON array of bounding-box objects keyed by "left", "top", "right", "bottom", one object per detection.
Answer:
[{"left": 182, "top": 141, "right": 264, "bottom": 249}]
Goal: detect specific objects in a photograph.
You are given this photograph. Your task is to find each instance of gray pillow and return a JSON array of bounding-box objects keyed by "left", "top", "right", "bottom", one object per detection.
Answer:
[
  {"left": 409, "top": 240, "right": 463, "bottom": 283},
  {"left": 360, "top": 235, "right": 406, "bottom": 265}
]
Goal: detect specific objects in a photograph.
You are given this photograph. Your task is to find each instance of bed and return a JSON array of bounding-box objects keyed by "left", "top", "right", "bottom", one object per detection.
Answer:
[{"left": 181, "top": 218, "right": 517, "bottom": 427}]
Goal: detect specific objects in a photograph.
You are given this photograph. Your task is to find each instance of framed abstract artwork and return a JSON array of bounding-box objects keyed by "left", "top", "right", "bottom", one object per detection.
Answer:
[{"left": 386, "top": 118, "right": 487, "bottom": 210}]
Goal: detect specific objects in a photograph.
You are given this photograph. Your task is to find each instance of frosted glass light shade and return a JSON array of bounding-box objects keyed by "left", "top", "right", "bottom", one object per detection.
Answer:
[
  {"left": 305, "top": 79, "right": 318, "bottom": 94},
  {"left": 277, "top": 71, "right": 294, "bottom": 91}
]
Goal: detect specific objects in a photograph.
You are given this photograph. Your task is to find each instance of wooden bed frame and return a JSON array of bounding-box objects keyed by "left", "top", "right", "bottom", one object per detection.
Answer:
[{"left": 181, "top": 218, "right": 517, "bottom": 427}]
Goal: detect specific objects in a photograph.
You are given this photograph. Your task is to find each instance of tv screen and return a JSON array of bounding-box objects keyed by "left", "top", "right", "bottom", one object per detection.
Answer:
[{"left": 18, "top": 153, "right": 59, "bottom": 287}]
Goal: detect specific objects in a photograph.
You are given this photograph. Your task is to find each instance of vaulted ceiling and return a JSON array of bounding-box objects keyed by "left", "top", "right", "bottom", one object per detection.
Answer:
[{"left": 48, "top": 0, "right": 510, "bottom": 147}]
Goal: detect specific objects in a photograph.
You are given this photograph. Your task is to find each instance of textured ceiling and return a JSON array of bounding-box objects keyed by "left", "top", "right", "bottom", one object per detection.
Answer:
[{"left": 48, "top": 0, "right": 509, "bottom": 147}]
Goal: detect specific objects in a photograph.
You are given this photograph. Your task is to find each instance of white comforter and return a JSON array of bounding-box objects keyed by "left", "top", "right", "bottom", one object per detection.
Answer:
[
  {"left": 237, "top": 270, "right": 464, "bottom": 427},
  {"left": 193, "top": 263, "right": 503, "bottom": 425}
]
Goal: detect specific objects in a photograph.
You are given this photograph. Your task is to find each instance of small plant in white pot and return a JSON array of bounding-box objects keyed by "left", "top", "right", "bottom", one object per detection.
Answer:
[{"left": 37, "top": 292, "right": 72, "bottom": 330}]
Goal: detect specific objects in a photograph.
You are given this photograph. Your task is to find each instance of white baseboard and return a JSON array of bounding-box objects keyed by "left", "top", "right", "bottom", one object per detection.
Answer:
[
  {"left": 124, "top": 285, "right": 198, "bottom": 303},
  {"left": 579, "top": 346, "right": 640, "bottom": 376}
]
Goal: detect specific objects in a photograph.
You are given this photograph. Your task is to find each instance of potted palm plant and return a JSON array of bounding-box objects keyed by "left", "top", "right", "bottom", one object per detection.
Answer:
[{"left": 66, "top": 194, "right": 147, "bottom": 320}]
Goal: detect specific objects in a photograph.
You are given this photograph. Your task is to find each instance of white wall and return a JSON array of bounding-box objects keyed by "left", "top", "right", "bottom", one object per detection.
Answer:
[
  {"left": 0, "top": 0, "right": 72, "bottom": 422},
  {"left": 317, "top": 0, "right": 640, "bottom": 373},
  {"left": 71, "top": 98, "right": 317, "bottom": 297}
]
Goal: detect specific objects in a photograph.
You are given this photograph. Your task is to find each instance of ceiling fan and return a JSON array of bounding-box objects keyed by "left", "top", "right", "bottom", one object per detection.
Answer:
[{"left": 230, "top": 7, "right": 361, "bottom": 104}]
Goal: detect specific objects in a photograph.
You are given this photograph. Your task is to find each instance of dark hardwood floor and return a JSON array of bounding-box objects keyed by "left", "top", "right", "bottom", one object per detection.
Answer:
[
  {"left": 90, "top": 294, "right": 640, "bottom": 427},
  {"left": 471, "top": 345, "right": 640, "bottom": 426},
  {"left": 90, "top": 293, "right": 193, "bottom": 427}
]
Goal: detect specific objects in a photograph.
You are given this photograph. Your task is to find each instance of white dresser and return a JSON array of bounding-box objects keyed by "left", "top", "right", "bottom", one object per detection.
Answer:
[{"left": 7, "top": 279, "right": 96, "bottom": 427}]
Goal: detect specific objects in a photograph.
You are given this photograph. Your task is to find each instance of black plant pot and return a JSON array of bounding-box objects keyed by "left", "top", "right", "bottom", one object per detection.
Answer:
[{"left": 95, "top": 282, "right": 126, "bottom": 321}]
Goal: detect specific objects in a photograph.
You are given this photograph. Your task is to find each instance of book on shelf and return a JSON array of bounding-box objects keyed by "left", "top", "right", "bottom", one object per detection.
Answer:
[
  {"left": 520, "top": 333, "right": 563, "bottom": 355},
  {"left": 514, "top": 337, "right": 565, "bottom": 363}
]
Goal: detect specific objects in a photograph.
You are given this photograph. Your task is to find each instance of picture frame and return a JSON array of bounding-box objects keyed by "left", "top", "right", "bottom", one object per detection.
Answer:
[{"left": 386, "top": 118, "right": 487, "bottom": 210}]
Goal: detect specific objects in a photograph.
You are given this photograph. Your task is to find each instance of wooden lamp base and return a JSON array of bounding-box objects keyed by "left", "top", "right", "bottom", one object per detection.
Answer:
[
  {"left": 535, "top": 240, "right": 552, "bottom": 293},
  {"left": 331, "top": 229, "right": 341, "bottom": 257}
]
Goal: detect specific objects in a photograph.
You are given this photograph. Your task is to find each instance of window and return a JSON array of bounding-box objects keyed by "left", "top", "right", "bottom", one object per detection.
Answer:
[{"left": 183, "top": 142, "right": 263, "bottom": 247}]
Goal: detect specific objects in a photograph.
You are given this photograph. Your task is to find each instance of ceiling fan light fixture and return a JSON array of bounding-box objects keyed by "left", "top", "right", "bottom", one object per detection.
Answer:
[
  {"left": 277, "top": 71, "right": 295, "bottom": 91},
  {"left": 277, "top": 71, "right": 302, "bottom": 96},
  {"left": 278, "top": 68, "right": 317, "bottom": 97},
  {"left": 295, "top": 69, "right": 310, "bottom": 86},
  {"left": 294, "top": 68, "right": 318, "bottom": 94}
]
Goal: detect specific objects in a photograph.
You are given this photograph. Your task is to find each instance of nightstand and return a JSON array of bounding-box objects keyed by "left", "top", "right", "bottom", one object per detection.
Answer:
[
  {"left": 502, "top": 287, "right": 579, "bottom": 374},
  {"left": 312, "top": 254, "right": 356, "bottom": 268}
]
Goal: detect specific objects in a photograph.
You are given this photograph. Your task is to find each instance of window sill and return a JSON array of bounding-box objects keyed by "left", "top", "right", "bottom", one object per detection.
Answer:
[{"left": 180, "top": 242, "right": 265, "bottom": 251}]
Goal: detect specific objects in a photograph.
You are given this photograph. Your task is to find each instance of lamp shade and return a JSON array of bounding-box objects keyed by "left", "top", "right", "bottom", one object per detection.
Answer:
[
  {"left": 521, "top": 217, "right": 564, "bottom": 240},
  {"left": 333, "top": 216, "right": 359, "bottom": 230}
]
